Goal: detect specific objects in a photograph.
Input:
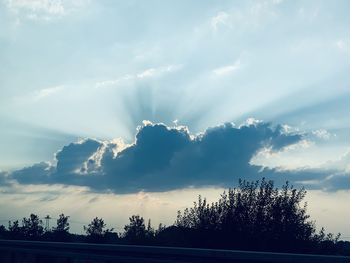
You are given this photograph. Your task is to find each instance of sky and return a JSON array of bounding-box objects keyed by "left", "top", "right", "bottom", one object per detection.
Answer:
[{"left": 1, "top": 0, "right": 350, "bottom": 236}]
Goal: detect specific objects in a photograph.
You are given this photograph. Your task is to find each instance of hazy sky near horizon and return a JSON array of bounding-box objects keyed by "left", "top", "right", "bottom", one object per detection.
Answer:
[{"left": 1, "top": 0, "right": 350, "bottom": 235}]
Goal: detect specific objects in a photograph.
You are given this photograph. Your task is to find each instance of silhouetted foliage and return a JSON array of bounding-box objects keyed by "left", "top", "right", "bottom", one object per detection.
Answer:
[
  {"left": 123, "top": 215, "right": 155, "bottom": 244},
  {"left": 21, "top": 214, "right": 44, "bottom": 240},
  {"left": 8, "top": 220, "right": 21, "bottom": 239},
  {"left": 54, "top": 214, "right": 70, "bottom": 233},
  {"left": 84, "top": 217, "right": 115, "bottom": 242},
  {"left": 0, "top": 225, "right": 6, "bottom": 239},
  {"left": 84, "top": 217, "right": 106, "bottom": 236},
  {"left": 175, "top": 178, "right": 340, "bottom": 253},
  {"left": 50, "top": 214, "right": 71, "bottom": 241},
  {"left": 0, "top": 179, "right": 348, "bottom": 255}
]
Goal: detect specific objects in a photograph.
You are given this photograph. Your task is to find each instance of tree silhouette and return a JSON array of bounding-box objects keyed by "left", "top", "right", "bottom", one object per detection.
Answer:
[
  {"left": 50, "top": 214, "right": 70, "bottom": 241},
  {"left": 123, "top": 215, "right": 155, "bottom": 244},
  {"left": 54, "top": 214, "right": 70, "bottom": 233},
  {"left": 84, "top": 217, "right": 114, "bottom": 242},
  {"left": 0, "top": 225, "right": 6, "bottom": 239},
  {"left": 7, "top": 220, "right": 23, "bottom": 240},
  {"left": 21, "top": 214, "right": 43, "bottom": 240},
  {"left": 84, "top": 217, "right": 106, "bottom": 236}
]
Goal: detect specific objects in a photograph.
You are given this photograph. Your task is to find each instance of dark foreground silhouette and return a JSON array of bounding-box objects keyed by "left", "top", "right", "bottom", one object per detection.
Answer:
[{"left": 1, "top": 179, "right": 349, "bottom": 255}]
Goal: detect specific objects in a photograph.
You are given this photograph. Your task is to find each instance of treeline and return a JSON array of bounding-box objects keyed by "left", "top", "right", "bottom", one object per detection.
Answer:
[{"left": 1, "top": 179, "right": 350, "bottom": 255}]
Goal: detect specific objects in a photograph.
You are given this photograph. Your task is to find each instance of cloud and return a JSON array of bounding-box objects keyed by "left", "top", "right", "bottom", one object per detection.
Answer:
[
  {"left": 6, "top": 0, "right": 66, "bottom": 15},
  {"left": 13, "top": 85, "right": 65, "bottom": 104},
  {"left": 311, "top": 129, "right": 335, "bottom": 141},
  {"left": 207, "top": 1, "right": 281, "bottom": 34},
  {"left": 11, "top": 162, "right": 54, "bottom": 184},
  {"left": 297, "top": 6, "right": 319, "bottom": 22},
  {"left": 55, "top": 138, "right": 102, "bottom": 174},
  {"left": 322, "top": 151, "right": 350, "bottom": 173},
  {"left": 212, "top": 60, "right": 241, "bottom": 76},
  {"left": 8, "top": 120, "right": 307, "bottom": 193},
  {"left": 335, "top": 39, "right": 350, "bottom": 52},
  {"left": 211, "top": 11, "right": 230, "bottom": 31},
  {"left": 34, "top": 86, "right": 64, "bottom": 100},
  {"left": 95, "top": 65, "right": 182, "bottom": 88},
  {"left": 4, "top": 0, "right": 88, "bottom": 21}
]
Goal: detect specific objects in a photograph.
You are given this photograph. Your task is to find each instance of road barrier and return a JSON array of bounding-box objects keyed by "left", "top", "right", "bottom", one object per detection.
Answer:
[{"left": 1, "top": 240, "right": 350, "bottom": 263}]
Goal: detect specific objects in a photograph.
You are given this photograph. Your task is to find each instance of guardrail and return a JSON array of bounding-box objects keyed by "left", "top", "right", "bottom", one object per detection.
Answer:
[{"left": 1, "top": 240, "right": 350, "bottom": 263}]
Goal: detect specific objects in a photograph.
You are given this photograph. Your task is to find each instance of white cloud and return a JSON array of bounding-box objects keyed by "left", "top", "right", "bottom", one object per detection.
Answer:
[
  {"left": 96, "top": 64, "right": 182, "bottom": 88},
  {"left": 335, "top": 39, "right": 349, "bottom": 51},
  {"left": 209, "top": 2, "right": 280, "bottom": 34},
  {"left": 137, "top": 68, "right": 156, "bottom": 79},
  {"left": 312, "top": 129, "right": 335, "bottom": 141},
  {"left": 322, "top": 151, "right": 350, "bottom": 172},
  {"left": 297, "top": 6, "right": 319, "bottom": 22},
  {"left": 210, "top": 11, "right": 230, "bottom": 31},
  {"left": 95, "top": 75, "right": 133, "bottom": 89},
  {"left": 34, "top": 85, "right": 64, "bottom": 100},
  {"left": 4, "top": 0, "right": 88, "bottom": 20},
  {"left": 13, "top": 85, "right": 65, "bottom": 104},
  {"left": 136, "top": 64, "right": 182, "bottom": 79},
  {"left": 250, "top": 139, "right": 315, "bottom": 170},
  {"left": 243, "top": 117, "right": 262, "bottom": 126},
  {"left": 271, "top": 0, "right": 284, "bottom": 5},
  {"left": 6, "top": 0, "right": 65, "bottom": 15},
  {"left": 212, "top": 60, "right": 241, "bottom": 76}
]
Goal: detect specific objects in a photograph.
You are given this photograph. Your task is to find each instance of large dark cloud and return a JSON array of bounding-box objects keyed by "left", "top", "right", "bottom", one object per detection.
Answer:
[
  {"left": 11, "top": 162, "right": 53, "bottom": 184},
  {"left": 9, "top": 120, "right": 350, "bottom": 193},
  {"left": 8, "top": 120, "right": 322, "bottom": 193},
  {"left": 56, "top": 139, "right": 102, "bottom": 174}
]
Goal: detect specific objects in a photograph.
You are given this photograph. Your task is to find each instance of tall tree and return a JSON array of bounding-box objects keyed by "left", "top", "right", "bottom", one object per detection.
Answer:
[
  {"left": 54, "top": 214, "right": 70, "bottom": 233},
  {"left": 124, "top": 215, "right": 155, "bottom": 243},
  {"left": 21, "top": 214, "right": 44, "bottom": 240},
  {"left": 84, "top": 217, "right": 113, "bottom": 242}
]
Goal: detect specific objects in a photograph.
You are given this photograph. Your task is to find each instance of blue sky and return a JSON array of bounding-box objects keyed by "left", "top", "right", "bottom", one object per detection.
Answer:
[{"left": 1, "top": 0, "right": 350, "bottom": 234}]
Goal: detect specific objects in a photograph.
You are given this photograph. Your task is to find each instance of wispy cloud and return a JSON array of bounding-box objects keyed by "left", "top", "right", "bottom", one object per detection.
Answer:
[
  {"left": 211, "top": 11, "right": 230, "bottom": 31},
  {"left": 4, "top": 0, "right": 88, "bottom": 21},
  {"left": 298, "top": 6, "right": 320, "bottom": 22},
  {"left": 212, "top": 60, "right": 241, "bottom": 76},
  {"left": 34, "top": 85, "right": 64, "bottom": 100},
  {"left": 335, "top": 39, "right": 349, "bottom": 51},
  {"left": 95, "top": 64, "right": 182, "bottom": 88},
  {"left": 14, "top": 85, "right": 65, "bottom": 104},
  {"left": 94, "top": 75, "right": 133, "bottom": 89},
  {"left": 312, "top": 129, "right": 335, "bottom": 141},
  {"left": 136, "top": 65, "right": 182, "bottom": 79}
]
